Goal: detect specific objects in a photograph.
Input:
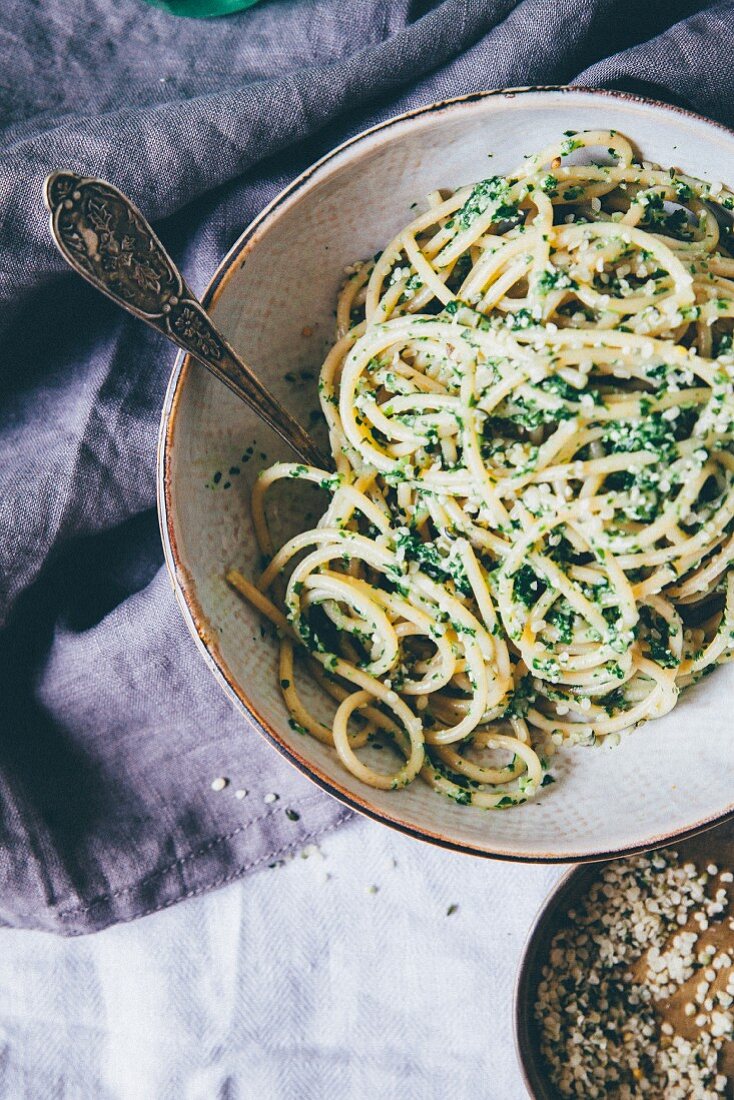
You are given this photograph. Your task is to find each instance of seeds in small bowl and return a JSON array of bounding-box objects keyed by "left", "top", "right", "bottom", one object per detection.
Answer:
[{"left": 534, "top": 849, "right": 733, "bottom": 1098}]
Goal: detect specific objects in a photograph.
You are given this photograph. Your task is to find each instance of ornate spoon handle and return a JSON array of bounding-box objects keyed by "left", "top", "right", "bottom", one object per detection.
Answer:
[{"left": 44, "top": 171, "right": 329, "bottom": 469}]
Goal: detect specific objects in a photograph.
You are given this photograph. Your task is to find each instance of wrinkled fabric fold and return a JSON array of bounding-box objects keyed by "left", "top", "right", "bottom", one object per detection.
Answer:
[{"left": 1, "top": 0, "right": 732, "bottom": 933}]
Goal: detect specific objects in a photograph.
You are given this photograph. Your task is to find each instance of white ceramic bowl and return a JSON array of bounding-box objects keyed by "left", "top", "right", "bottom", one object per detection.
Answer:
[{"left": 159, "top": 87, "right": 734, "bottom": 862}]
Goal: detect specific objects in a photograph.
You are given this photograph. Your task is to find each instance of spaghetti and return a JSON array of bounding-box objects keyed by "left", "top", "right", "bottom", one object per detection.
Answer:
[{"left": 228, "top": 129, "right": 734, "bottom": 809}]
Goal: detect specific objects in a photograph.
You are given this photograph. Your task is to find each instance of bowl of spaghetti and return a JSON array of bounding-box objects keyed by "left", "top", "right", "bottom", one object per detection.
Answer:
[{"left": 159, "top": 87, "right": 734, "bottom": 861}]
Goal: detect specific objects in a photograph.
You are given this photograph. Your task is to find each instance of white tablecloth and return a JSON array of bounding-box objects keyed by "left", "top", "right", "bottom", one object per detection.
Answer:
[{"left": 0, "top": 815, "right": 565, "bottom": 1098}]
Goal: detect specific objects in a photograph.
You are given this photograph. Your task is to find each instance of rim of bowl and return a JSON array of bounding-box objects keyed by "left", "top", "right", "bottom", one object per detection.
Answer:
[
  {"left": 157, "top": 84, "right": 734, "bottom": 864},
  {"left": 513, "top": 863, "right": 598, "bottom": 1099}
]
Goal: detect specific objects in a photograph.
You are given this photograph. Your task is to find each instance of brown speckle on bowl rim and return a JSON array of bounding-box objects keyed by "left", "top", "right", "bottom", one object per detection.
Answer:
[{"left": 157, "top": 85, "right": 734, "bottom": 863}]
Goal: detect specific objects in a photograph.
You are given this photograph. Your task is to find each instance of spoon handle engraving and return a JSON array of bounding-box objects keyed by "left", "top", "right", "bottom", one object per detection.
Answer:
[{"left": 45, "top": 171, "right": 329, "bottom": 469}]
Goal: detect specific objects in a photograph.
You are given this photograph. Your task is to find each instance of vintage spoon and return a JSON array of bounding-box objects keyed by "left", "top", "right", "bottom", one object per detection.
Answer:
[{"left": 44, "top": 171, "right": 329, "bottom": 469}]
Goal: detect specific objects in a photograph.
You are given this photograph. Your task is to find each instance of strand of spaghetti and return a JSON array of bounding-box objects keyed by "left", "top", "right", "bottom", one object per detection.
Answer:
[{"left": 228, "top": 128, "right": 734, "bottom": 809}]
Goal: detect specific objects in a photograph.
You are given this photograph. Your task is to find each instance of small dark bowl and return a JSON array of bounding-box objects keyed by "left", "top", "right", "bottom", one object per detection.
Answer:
[{"left": 514, "top": 821, "right": 734, "bottom": 1098}]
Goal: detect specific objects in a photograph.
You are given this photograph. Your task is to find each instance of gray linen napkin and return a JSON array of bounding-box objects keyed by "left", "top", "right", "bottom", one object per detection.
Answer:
[{"left": 1, "top": 0, "right": 731, "bottom": 933}]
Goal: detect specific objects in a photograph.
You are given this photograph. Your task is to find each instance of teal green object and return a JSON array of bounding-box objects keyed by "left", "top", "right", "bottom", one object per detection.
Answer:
[{"left": 142, "top": 0, "right": 263, "bottom": 16}]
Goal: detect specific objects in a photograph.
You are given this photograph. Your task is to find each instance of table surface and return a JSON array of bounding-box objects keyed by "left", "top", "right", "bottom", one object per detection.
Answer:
[{"left": 0, "top": 813, "right": 565, "bottom": 1099}]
